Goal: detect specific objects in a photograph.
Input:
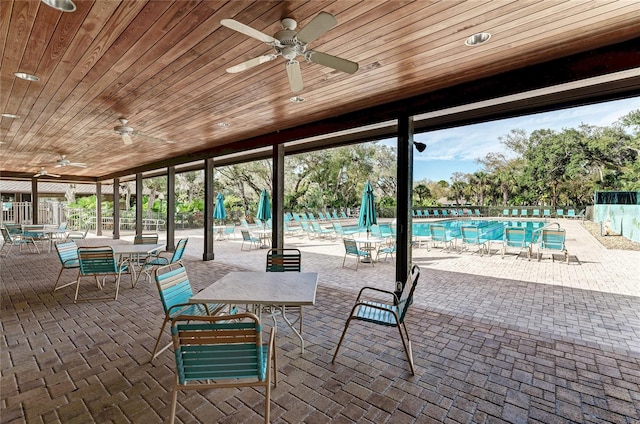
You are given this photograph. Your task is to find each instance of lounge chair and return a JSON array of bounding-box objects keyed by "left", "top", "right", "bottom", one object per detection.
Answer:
[
  {"left": 556, "top": 209, "right": 564, "bottom": 218},
  {"left": 537, "top": 228, "right": 578, "bottom": 264},
  {"left": 520, "top": 209, "right": 528, "bottom": 218},
  {"left": 332, "top": 264, "right": 420, "bottom": 374},
  {"left": 432, "top": 210, "right": 440, "bottom": 218},
  {"left": 532, "top": 209, "right": 541, "bottom": 218},
  {"left": 311, "top": 221, "right": 335, "bottom": 239},
  {"left": 474, "top": 209, "right": 482, "bottom": 217},
  {"left": 412, "top": 225, "right": 431, "bottom": 249},
  {"left": 429, "top": 224, "right": 455, "bottom": 251},
  {"left": 502, "top": 227, "right": 531, "bottom": 260},
  {"left": 543, "top": 209, "right": 551, "bottom": 218},
  {"left": 511, "top": 209, "right": 519, "bottom": 218},
  {"left": 459, "top": 226, "right": 488, "bottom": 255},
  {"left": 332, "top": 222, "right": 360, "bottom": 237},
  {"left": 566, "top": 209, "right": 577, "bottom": 219},
  {"left": 502, "top": 209, "right": 509, "bottom": 217}
]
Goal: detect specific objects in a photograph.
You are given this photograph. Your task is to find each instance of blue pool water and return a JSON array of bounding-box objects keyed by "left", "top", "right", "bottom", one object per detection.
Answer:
[{"left": 413, "top": 219, "right": 547, "bottom": 241}]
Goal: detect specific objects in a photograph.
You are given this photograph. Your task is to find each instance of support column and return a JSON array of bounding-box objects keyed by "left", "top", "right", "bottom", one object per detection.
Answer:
[
  {"left": 136, "top": 173, "right": 143, "bottom": 236},
  {"left": 395, "top": 115, "right": 414, "bottom": 298},
  {"left": 166, "top": 166, "right": 176, "bottom": 251},
  {"left": 96, "top": 182, "right": 103, "bottom": 236},
  {"left": 272, "top": 144, "right": 285, "bottom": 249},
  {"left": 31, "top": 178, "right": 38, "bottom": 224},
  {"left": 113, "top": 178, "right": 120, "bottom": 239},
  {"left": 203, "top": 158, "right": 215, "bottom": 261}
]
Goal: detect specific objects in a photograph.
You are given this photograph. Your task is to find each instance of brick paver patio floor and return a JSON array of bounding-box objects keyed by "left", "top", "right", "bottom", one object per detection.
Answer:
[{"left": 2, "top": 219, "right": 639, "bottom": 423}]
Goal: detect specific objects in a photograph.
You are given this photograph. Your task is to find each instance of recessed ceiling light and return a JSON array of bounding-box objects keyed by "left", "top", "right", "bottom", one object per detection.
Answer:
[
  {"left": 41, "top": 0, "right": 76, "bottom": 12},
  {"left": 465, "top": 32, "right": 491, "bottom": 46},
  {"left": 216, "top": 122, "right": 230, "bottom": 128},
  {"left": 290, "top": 96, "right": 305, "bottom": 103},
  {"left": 1, "top": 113, "right": 21, "bottom": 119},
  {"left": 14, "top": 72, "right": 40, "bottom": 82}
]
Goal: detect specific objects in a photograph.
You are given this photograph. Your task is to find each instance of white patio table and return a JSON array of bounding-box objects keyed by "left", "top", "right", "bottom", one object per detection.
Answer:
[{"left": 190, "top": 271, "right": 318, "bottom": 353}]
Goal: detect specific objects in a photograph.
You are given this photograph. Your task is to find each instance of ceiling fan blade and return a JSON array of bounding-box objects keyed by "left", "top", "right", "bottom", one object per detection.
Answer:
[
  {"left": 306, "top": 50, "right": 358, "bottom": 74},
  {"left": 69, "top": 162, "right": 87, "bottom": 168},
  {"left": 296, "top": 12, "right": 337, "bottom": 45},
  {"left": 48, "top": 173, "right": 61, "bottom": 178},
  {"left": 33, "top": 173, "right": 41, "bottom": 177},
  {"left": 121, "top": 133, "right": 133, "bottom": 145},
  {"left": 286, "top": 60, "right": 304, "bottom": 93},
  {"left": 221, "top": 19, "right": 279, "bottom": 44},
  {"left": 226, "top": 54, "right": 278, "bottom": 73}
]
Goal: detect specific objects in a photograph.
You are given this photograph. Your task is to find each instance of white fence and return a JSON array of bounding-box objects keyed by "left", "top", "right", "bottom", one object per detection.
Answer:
[{"left": 1, "top": 202, "right": 165, "bottom": 231}]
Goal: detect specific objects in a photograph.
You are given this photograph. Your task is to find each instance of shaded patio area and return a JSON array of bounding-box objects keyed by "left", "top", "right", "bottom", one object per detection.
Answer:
[{"left": 2, "top": 220, "right": 639, "bottom": 423}]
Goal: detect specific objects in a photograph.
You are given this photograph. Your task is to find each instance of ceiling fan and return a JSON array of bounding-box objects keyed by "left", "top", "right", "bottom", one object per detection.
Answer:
[
  {"left": 221, "top": 11, "right": 358, "bottom": 93},
  {"left": 54, "top": 155, "right": 87, "bottom": 168},
  {"left": 113, "top": 118, "right": 175, "bottom": 145},
  {"left": 34, "top": 167, "right": 60, "bottom": 178}
]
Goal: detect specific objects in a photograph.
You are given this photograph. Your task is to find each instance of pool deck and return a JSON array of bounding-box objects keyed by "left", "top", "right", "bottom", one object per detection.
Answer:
[{"left": 1, "top": 219, "right": 639, "bottom": 423}]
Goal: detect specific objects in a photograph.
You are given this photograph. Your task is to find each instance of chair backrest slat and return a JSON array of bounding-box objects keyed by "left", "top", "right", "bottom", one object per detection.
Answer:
[
  {"left": 134, "top": 233, "right": 159, "bottom": 244},
  {"left": 169, "top": 238, "right": 188, "bottom": 263}
]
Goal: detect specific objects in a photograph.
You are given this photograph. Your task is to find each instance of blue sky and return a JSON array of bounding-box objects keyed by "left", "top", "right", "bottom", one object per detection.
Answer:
[{"left": 402, "top": 96, "right": 639, "bottom": 182}]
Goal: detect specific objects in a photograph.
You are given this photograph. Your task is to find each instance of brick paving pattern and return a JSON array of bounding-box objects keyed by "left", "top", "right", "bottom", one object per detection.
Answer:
[{"left": 1, "top": 219, "right": 639, "bottom": 423}]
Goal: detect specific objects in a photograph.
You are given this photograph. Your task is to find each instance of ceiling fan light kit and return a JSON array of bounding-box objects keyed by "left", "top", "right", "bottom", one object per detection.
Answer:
[{"left": 221, "top": 11, "right": 358, "bottom": 93}]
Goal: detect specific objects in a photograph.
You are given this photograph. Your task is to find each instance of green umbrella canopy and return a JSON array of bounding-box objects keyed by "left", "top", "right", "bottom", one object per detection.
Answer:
[
  {"left": 213, "top": 193, "right": 226, "bottom": 220},
  {"left": 358, "top": 182, "right": 377, "bottom": 231},
  {"left": 256, "top": 189, "right": 271, "bottom": 222}
]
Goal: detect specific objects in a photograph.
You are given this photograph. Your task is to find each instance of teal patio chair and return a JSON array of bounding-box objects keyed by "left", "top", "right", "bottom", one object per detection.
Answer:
[
  {"left": 532, "top": 209, "right": 541, "bottom": 218},
  {"left": 332, "top": 221, "right": 360, "bottom": 237},
  {"left": 53, "top": 241, "right": 80, "bottom": 291},
  {"left": 537, "top": 228, "right": 578, "bottom": 264},
  {"left": 556, "top": 209, "right": 564, "bottom": 218},
  {"left": 502, "top": 227, "right": 531, "bottom": 260},
  {"left": 566, "top": 209, "right": 576, "bottom": 219},
  {"left": 75, "top": 246, "right": 132, "bottom": 303},
  {"left": 136, "top": 238, "right": 189, "bottom": 286},
  {"left": 459, "top": 226, "right": 488, "bottom": 255},
  {"left": 266, "top": 248, "right": 303, "bottom": 332},
  {"left": 511, "top": 209, "right": 519, "bottom": 217},
  {"left": 150, "top": 263, "right": 226, "bottom": 362},
  {"left": 0, "top": 227, "right": 39, "bottom": 256},
  {"left": 502, "top": 209, "right": 509, "bottom": 217},
  {"left": 240, "top": 229, "right": 260, "bottom": 250},
  {"left": 520, "top": 209, "right": 528, "bottom": 218},
  {"left": 311, "top": 221, "right": 335, "bottom": 239},
  {"left": 429, "top": 224, "right": 455, "bottom": 251},
  {"left": 543, "top": 209, "right": 551, "bottom": 218},
  {"left": 332, "top": 264, "right": 420, "bottom": 374},
  {"left": 342, "top": 238, "right": 373, "bottom": 270},
  {"left": 168, "top": 313, "right": 276, "bottom": 424},
  {"left": 376, "top": 241, "right": 396, "bottom": 262}
]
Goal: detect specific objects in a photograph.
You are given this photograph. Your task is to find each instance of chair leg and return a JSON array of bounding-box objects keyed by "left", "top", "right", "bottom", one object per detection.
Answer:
[
  {"left": 53, "top": 268, "right": 77, "bottom": 292},
  {"left": 332, "top": 317, "right": 353, "bottom": 364},
  {"left": 169, "top": 376, "right": 179, "bottom": 424},
  {"left": 150, "top": 318, "right": 171, "bottom": 362},
  {"left": 399, "top": 322, "right": 415, "bottom": 375}
]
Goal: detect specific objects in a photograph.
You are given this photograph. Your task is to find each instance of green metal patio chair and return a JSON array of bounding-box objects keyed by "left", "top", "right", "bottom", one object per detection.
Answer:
[
  {"left": 53, "top": 241, "right": 80, "bottom": 291},
  {"left": 150, "top": 263, "right": 226, "bottom": 362},
  {"left": 0, "top": 227, "right": 39, "bottom": 256},
  {"left": 342, "top": 238, "right": 373, "bottom": 270},
  {"left": 75, "top": 246, "right": 132, "bottom": 303},
  {"left": 136, "top": 238, "right": 189, "bottom": 286},
  {"left": 168, "top": 313, "right": 276, "bottom": 424},
  {"left": 332, "top": 264, "right": 420, "bottom": 374}
]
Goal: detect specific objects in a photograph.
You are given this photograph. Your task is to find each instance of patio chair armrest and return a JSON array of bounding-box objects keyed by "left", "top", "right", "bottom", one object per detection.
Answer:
[{"left": 356, "top": 286, "right": 398, "bottom": 303}]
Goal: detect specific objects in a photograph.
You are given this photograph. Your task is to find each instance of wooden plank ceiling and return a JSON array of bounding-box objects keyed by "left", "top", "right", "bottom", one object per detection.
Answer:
[{"left": 1, "top": 0, "right": 640, "bottom": 181}]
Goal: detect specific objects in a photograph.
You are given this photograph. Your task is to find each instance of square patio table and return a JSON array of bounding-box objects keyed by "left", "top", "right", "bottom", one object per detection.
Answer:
[{"left": 190, "top": 271, "right": 318, "bottom": 353}]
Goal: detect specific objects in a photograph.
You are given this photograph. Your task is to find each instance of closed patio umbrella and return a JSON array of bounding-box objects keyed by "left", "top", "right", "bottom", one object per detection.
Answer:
[
  {"left": 358, "top": 181, "right": 377, "bottom": 237},
  {"left": 213, "top": 193, "right": 226, "bottom": 224},
  {"left": 256, "top": 189, "right": 271, "bottom": 228}
]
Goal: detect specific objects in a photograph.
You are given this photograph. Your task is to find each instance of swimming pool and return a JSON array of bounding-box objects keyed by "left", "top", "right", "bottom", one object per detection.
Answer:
[{"left": 413, "top": 219, "right": 548, "bottom": 241}]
